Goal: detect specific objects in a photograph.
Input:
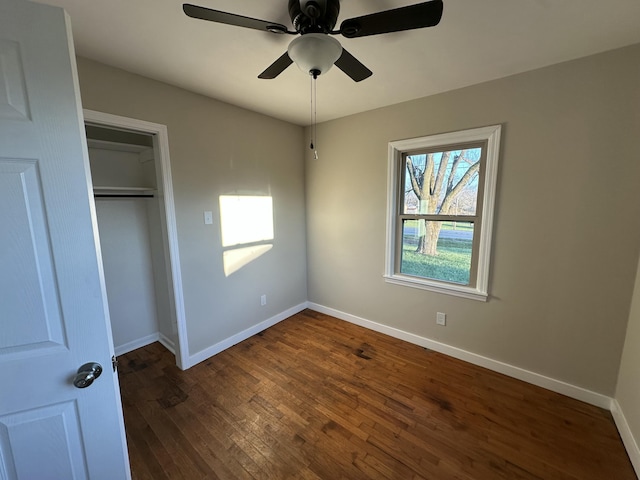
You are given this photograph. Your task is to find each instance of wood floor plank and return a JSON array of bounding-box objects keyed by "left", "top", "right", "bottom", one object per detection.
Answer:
[{"left": 118, "top": 309, "right": 636, "bottom": 479}]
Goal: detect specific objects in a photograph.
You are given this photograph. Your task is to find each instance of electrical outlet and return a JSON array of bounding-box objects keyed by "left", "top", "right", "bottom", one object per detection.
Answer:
[
  {"left": 260, "top": 294, "right": 267, "bottom": 306},
  {"left": 436, "top": 312, "right": 446, "bottom": 326}
]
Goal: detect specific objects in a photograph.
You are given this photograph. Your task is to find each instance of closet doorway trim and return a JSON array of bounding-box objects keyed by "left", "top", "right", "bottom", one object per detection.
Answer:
[{"left": 84, "top": 109, "right": 189, "bottom": 370}]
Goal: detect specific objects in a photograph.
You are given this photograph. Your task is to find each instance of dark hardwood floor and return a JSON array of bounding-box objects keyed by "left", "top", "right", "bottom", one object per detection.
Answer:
[{"left": 118, "top": 309, "right": 636, "bottom": 479}]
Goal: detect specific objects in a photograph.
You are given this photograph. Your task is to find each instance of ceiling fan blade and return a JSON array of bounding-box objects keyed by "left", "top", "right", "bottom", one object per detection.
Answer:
[
  {"left": 258, "top": 52, "right": 294, "bottom": 79},
  {"left": 183, "top": 4, "right": 294, "bottom": 34},
  {"left": 339, "top": 0, "right": 443, "bottom": 38},
  {"left": 334, "top": 49, "right": 372, "bottom": 82}
]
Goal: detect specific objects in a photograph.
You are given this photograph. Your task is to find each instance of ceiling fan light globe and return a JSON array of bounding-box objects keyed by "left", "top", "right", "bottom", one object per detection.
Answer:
[{"left": 288, "top": 33, "right": 342, "bottom": 76}]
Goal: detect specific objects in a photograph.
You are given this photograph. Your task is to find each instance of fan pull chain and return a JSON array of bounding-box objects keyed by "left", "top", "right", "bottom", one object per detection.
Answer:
[{"left": 310, "top": 71, "right": 318, "bottom": 160}]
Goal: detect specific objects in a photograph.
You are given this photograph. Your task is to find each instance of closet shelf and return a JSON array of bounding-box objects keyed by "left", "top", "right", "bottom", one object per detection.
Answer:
[
  {"left": 87, "top": 139, "right": 151, "bottom": 153},
  {"left": 93, "top": 186, "right": 157, "bottom": 198}
]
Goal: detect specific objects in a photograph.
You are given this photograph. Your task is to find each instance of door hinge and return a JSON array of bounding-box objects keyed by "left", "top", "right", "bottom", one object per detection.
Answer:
[{"left": 112, "top": 355, "right": 118, "bottom": 372}]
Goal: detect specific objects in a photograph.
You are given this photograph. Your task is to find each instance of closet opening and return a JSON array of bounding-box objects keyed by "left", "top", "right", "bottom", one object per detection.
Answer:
[{"left": 84, "top": 110, "right": 188, "bottom": 370}]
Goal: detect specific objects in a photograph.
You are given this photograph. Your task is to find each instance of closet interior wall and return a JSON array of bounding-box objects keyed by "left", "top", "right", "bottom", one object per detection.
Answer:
[{"left": 86, "top": 126, "right": 176, "bottom": 356}]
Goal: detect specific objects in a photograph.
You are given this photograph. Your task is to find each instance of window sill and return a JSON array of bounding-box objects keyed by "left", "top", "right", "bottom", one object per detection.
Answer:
[{"left": 383, "top": 274, "right": 488, "bottom": 302}]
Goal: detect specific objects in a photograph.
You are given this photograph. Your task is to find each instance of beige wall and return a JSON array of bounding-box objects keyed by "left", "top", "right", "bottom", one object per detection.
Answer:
[
  {"left": 76, "top": 58, "right": 308, "bottom": 357},
  {"left": 305, "top": 44, "right": 640, "bottom": 396},
  {"left": 616, "top": 253, "right": 640, "bottom": 465}
]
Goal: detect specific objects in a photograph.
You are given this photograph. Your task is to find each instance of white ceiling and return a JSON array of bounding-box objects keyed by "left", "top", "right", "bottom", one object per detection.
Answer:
[{"left": 37, "top": 0, "right": 640, "bottom": 126}]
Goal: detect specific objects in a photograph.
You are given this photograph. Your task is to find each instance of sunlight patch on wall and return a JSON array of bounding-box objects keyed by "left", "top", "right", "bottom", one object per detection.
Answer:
[
  {"left": 222, "top": 244, "right": 273, "bottom": 277},
  {"left": 219, "top": 195, "right": 274, "bottom": 276}
]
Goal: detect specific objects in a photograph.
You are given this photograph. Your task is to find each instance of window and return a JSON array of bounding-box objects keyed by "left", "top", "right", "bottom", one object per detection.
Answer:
[{"left": 384, "top": 125, "right": 501, "bottom": 301}]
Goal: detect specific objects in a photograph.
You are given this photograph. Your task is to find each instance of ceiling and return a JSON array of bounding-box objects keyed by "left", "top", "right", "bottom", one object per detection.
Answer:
[{"left": 37, "top": 0, "right": 640, "bottom": 126}]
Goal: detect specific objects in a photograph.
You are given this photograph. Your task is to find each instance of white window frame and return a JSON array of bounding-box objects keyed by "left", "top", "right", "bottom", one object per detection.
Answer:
[{"left": 384, "top": 125, "right": 501, "bottom": 301}]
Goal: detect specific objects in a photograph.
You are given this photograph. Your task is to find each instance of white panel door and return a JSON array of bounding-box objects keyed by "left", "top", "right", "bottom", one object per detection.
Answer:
[{"left": 0, "top": 0, "right": 130, "bottom": 478}]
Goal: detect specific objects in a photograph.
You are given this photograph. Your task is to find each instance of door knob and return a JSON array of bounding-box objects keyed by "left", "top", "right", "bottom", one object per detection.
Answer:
[{"left": 73, "top": 362, "right": 103, "bottom": 388}]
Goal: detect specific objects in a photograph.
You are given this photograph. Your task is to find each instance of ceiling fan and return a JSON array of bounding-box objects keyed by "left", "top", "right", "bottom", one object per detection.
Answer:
[{"left": 183, "top": 0, "right": 444, "bottom": 82}]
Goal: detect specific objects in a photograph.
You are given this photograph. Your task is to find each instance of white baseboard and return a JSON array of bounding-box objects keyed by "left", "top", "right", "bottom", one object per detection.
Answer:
[
  {"left": 158, "top": 333, "right": 175, "bottom": 354},
  {"left": 308, "top": 302, "right": 612, "bottom": 409},
  {"left": 114, "top": 332, "right": 160, "bottom": 356},
  {"left": 185, "top": 302, "right": 308, "bottom": 368},
  {"left": 610, "top": 399, "right": 640, "bottom": 477}
]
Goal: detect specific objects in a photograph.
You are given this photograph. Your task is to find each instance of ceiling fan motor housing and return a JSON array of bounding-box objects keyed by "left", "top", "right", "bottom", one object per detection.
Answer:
[{"left": 288, "top": 0, "right": 340, "bottom": 34}]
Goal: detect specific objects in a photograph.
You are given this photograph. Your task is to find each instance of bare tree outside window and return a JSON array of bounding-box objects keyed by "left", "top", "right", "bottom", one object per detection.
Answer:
[
  {"left": 397, "top": 146, "right": 484, "bottom": 285},
  {"left": 404, "top": 148, "right": 481, "bottom": 256}
]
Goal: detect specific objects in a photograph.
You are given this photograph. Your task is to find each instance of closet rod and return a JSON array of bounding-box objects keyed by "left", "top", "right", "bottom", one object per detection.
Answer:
[{"left": 94, "top": 194, "right": 154, "bottom": 198}]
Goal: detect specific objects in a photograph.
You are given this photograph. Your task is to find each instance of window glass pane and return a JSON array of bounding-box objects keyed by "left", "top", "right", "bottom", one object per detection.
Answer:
[
  {"left": 400, "top": 220, "right": 473, "bottom": 285},
  {"left": 403, "top": 148, "right": 482, "bottom": 216}
]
